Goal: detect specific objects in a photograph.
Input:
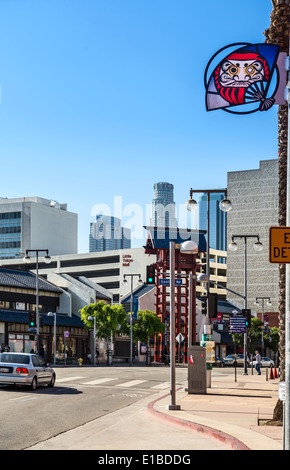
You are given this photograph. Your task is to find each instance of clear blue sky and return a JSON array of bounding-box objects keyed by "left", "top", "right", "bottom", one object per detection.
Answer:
[{"left": 0, "top": 0, "right": 277, "bottom": 253}]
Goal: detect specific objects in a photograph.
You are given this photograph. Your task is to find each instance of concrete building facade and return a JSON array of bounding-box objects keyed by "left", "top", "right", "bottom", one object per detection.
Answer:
[
  {"left": 226, "top": 159, "right": 279, "bottom": 314},
  {"left": 0, "top": 197, "right": 78, "bottom": 259}
]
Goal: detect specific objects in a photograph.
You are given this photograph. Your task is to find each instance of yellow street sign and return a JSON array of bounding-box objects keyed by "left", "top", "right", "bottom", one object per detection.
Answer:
[{"left": 269, "top": 226, "right": 290, "bottom": 263}]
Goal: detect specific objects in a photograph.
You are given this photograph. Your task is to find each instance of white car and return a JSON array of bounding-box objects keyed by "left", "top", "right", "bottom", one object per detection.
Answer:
[
  {"left": 251, "top": 357, "right": 275, "bottom": 368},
  {"left": 0, "top": 352, "right": 56, "bottom": 390}
]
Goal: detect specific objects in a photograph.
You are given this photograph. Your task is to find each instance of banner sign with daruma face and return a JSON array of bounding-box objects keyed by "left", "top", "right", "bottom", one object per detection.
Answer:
[{"left": 205, "top": 43, "right": 286, "bottom": 114}]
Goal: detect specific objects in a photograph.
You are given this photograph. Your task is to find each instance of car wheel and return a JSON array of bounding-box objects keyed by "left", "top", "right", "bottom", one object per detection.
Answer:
[
  {"left": 48, "top": 374, "right": 55, "bottom": 388},
  {"left": 30, "top": 377, "right": 37, "bottom": 391}
]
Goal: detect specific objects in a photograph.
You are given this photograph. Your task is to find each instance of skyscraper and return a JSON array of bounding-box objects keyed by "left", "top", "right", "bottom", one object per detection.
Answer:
[
  {"left": 151, "top": 182, "right": 177, "bottom": 228},
  {"left": 198, "top": 193, "right": 226, "bottom": 251},
  {"left": 89, "top": 215, "right": 131, "bottom": 252}
]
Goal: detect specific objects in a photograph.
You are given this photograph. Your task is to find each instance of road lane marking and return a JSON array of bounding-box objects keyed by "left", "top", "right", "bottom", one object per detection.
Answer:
[
  {"left": 115, "top": 380, "right": 147, "bottom": 388},
  {"left": 151, "top": 382, "right": 171, "bottom": 389},
  {"left": 56, "top": 376, "right": 85, "bottom": 383},
  {"left": 82, "top": 378, "right": 118, "bottom": 385},
  {"left": 10, "top": 395, "right": 38, "bottom": 402}
]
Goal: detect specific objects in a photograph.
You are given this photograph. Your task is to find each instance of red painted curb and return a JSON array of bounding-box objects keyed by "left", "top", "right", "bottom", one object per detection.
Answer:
[{"left": 147, "top": 392, "right": 251, "bottom": 451}]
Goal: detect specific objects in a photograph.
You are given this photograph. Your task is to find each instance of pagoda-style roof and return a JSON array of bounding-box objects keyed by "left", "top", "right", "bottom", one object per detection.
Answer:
[{"left": 144, "top": 226, "right": 206, "bottom": 254}]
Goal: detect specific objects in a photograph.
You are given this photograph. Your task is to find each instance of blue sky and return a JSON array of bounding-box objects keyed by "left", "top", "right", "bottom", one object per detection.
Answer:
[{"left": 0, "top": 0, "right": 277, "bottom": 252}]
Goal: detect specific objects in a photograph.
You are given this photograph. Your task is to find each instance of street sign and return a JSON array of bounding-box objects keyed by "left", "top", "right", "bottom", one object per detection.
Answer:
[
  {"left": 176, "top": 333, "right": 184, "bottom": 344},
  {"left": 159, "top": 278, "right": 183, "bottom": 286},
  {"left": 269, "top": 226, "right": 290, "bottom": 263},
  {"left": 229, "top": 315, "right": 247, "bottom": 334},
  {"left": 279, "top": 382, "right": 286, "bottom": 402},
  {"left": 200, "top": 340, "right": 215, "bottom": 363}
]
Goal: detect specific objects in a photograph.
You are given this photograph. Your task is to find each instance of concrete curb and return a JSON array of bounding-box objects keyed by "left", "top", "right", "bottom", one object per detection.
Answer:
[{"left": 147, "top": 392, "right": 251, "bottom": 451}]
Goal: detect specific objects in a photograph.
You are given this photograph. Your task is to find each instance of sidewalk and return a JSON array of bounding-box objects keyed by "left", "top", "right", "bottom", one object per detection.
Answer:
[
  {"left": 27, "top": 367, "right": 283, "bottom": 451},
  {"left": 149, "top": 368, "right": 283, "bottom": 451}
]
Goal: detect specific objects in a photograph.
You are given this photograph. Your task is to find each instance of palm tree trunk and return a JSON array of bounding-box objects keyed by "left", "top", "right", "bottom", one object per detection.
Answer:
[{"left": 264, "top": 0, "right": 290, "bottom": 421}]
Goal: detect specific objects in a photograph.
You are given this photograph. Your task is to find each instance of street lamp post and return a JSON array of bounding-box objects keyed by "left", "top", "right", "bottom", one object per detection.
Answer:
[
  {"left": 88, "top": 315, "right": 96, "bottom": 366},
  {"left": 47, "top": 312, "right": 56, "bottom": 366},
  {"left": 123, "top": 274, "right": 143, "bottom": 366},
  {"left": 186, "top": 188, "right": 231, "bottom": 386},
  {"left": 228, "top": 235, "right": 263, "bottom": 374},
  {"left": 23, "top": 249, "right": 51, "bottom": 354},
  {"left": 254, "top": 296, "right": 272, "bottom": 356}
]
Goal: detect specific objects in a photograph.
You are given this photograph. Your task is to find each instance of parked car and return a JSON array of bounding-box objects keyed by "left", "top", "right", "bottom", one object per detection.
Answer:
[
  {"left": 250, "top": 357, "right": 275, "bottom": 368},
  {"left": 0, "top": 352, "right": 56, "bottom": 390},
  {"left": 213, "top": 356, "right": 225, "bottom": 367},
  {"left": 223, "top": 354, "right": 249, "bottom": 367}
]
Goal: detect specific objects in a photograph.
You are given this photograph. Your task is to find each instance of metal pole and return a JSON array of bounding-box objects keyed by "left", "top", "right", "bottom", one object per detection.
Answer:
[
  {"left": 262, "top": 299, "right": 265, "bottom": 356},
  {"left": 243, "top": 238, "right": 248, "bottom": 375},
  {"left": 130, "top": 276, "right": 133, "bottom": 366},
  {"left": 36, "top": 252, "right": 39, "bottom": 355},
  {"left": 167, "top": 241, "right": 180, "bottom": 410},
  {"left": 285, "top": 30, "right": 290, "bottom": 448},
  {"left": 188, "top": 273, "right": 193, "bottom": 348},
  {"left": 93, "top": 317, "right": 96, "bottom": 366},
  {"left": 53, "top": 313, "right": 56, "bottom": 366}
]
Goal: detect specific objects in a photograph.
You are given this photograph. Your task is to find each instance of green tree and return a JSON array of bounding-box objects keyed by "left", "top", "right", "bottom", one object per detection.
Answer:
[
  {"left": 264, "top": 327, "right": 280, "bottom": 365},
  {"left": 230, "top": 317, "right": 263, "bottom": 356},
  {"left": 80, "top": 301, "right": 127, "bottom": 362},
  {"left": 131, "top": 310, "right": 165, "bottom": 365}
]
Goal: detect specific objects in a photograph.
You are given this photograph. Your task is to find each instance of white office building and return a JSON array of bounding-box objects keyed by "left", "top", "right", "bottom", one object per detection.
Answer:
[{"left": 0, "top": 197, "right": 78, "bottom": 259}]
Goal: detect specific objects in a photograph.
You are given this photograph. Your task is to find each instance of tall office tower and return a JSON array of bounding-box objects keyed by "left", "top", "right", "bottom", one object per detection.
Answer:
[
  {"left": 0, "top": 196, "right": 78, "bottom": 259},
  {"left": 226, "top": 159, "right": 279, "bottom": 313},
  {"left": 151, "top": 182, "right": 177, "bottom": 228},
  {"left": 89, "top": 215, "right": 131, "bottom": 252},
  {"left": 198, "top": 193, "right": 226, "bottom": 251}
]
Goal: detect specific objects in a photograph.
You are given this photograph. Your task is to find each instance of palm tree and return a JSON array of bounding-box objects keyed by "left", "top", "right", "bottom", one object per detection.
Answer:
[{"left": 263, "top": 0, "right": 290, "bottom": 420}]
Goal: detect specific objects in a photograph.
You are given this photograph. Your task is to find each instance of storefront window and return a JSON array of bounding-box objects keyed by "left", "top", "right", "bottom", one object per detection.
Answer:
[
  {"left": 9, "top": 334, "right": 36, "bottom": 353},
  {"left": 55, "top": 335, "right": 77, "bottom": 359}
]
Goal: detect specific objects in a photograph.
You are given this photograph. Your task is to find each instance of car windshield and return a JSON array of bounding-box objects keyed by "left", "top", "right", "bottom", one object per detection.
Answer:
[{"left": 0, "top": 353, "right": 30, "bottom": 364}]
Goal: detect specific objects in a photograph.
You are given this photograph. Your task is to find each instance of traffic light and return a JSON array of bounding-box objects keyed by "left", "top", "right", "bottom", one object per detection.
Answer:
[
  {"left": 208, "top": 293, "right": 218, "bottom": 318},
  {"left": 242, "top": 309, "right": 251, "bottom": 327},
  {"left": 200, "top": 295, "right": 207, "bottom": 315},
  {"left": 146, "top": 265, "right": 155, "bottom": 284},
  {"left": 29, "top": 312, "right": 36, "bottom": 327}
]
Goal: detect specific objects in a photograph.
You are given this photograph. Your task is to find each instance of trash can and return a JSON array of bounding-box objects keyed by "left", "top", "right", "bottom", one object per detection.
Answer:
[{"left": 187, "top": 346, "right": 207, "bottom": 394}]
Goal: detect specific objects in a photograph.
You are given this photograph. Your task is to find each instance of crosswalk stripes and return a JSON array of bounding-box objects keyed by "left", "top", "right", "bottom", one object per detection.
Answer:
[
  {"left": 82, "top": 378, "right": 118, "bottom": 385},
  {"left": 56, "top": 376, "right": 85, "bottom": 383},
  {"left": 151, "top": 381, "right": 171, "bottom": 390},
  {"left": 115, "top": 379, "right": 147, "bottom": 388},
  {"left": 55, "top": 376, "right": 172, "bottom": 390}
]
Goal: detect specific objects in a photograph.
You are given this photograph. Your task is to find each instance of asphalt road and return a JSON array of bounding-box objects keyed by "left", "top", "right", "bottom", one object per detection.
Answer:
[{"left": 0, "top": 365, "right": 190, "bottom": 450}]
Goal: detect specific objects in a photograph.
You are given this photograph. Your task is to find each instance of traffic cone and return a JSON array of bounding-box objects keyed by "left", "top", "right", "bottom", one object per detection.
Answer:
[
  {"left": 269, "top": 365, "right": 274, "bottom": 379},
  {"left": 274, "top": 366, "right": 278, "bottom": 378}
]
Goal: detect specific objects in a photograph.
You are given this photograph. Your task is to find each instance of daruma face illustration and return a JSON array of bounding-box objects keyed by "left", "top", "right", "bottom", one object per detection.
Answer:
[
  {"left": 218, "top": 53, "right": 268, "bottom": 87},
  {"left": 205, "top": 43, "right": 285, "bottom": 114}
]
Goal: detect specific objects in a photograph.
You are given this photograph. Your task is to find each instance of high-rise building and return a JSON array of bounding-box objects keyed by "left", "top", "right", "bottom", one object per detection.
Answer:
[
  {"left": 151, "top": 182, "right": 177, "bottom": 228},
  {"left": 0, "top": 196, "right": 78, "bottom": 259},
  {"left": 89, "top": 215, "right": 131, "bottom": 252},
  {"left": 226, "top": 159, "right": 279, "bottom": 313},
  {"left": 198, "top": 193, "right": 226, "bottom": 251}
]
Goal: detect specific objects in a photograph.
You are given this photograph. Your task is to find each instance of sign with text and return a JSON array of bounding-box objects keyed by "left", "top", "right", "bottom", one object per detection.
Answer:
[
  {"left": 269, "top": 226, "right": 290, "bottom": 263},
  {"left": 229, "top": 315, "right": 247, "bottom": 334}
]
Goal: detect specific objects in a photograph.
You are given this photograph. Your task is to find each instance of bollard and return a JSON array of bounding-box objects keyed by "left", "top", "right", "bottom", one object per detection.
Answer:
[{"left": 266, "top": 367, "right": 268, "bottom": 381}]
